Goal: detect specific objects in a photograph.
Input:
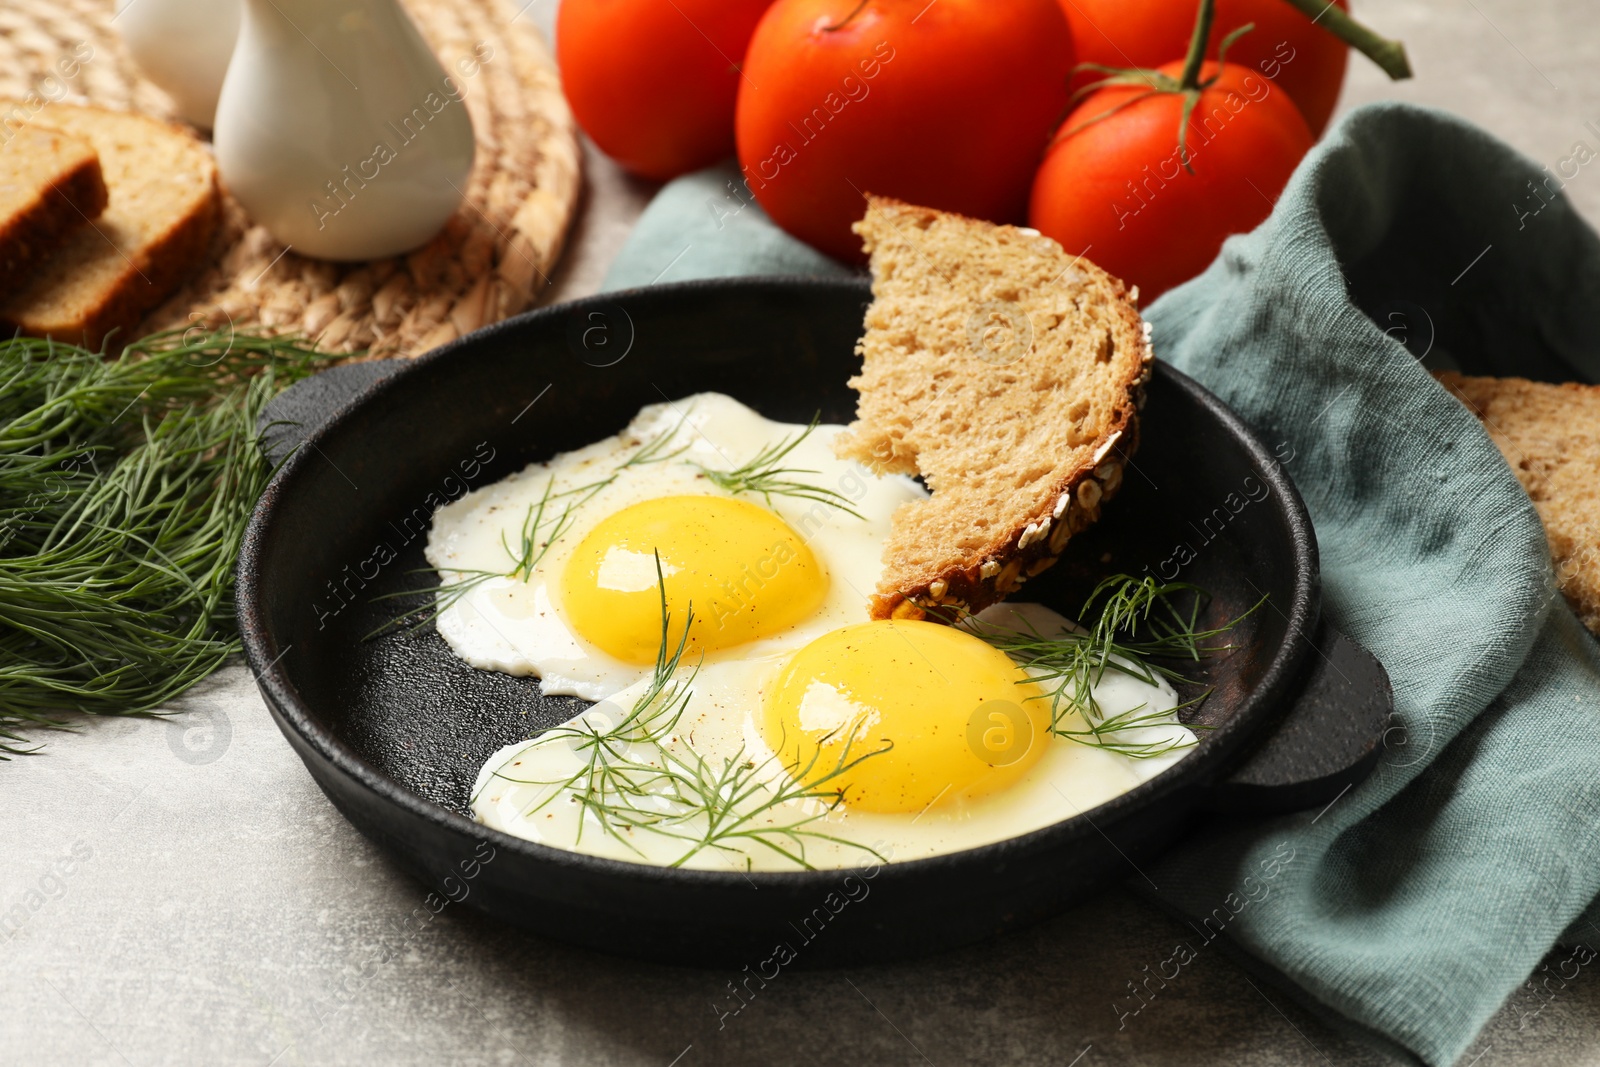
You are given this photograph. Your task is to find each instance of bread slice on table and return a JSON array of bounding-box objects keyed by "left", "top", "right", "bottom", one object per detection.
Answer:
[
  {"left": 1435, "top": 370, "right": 1600, "bottom": 636},
  {"left": 0, "top": 104, "right": 218, "bottom": 350},
  {"left": 836, "top": 196, "right": 1152, "bottom": 621},
  {"left": 0, "top": 125, "right": 108, "bottom": 293}
]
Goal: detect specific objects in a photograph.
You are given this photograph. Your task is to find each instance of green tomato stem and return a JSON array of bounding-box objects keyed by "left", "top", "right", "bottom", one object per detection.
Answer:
[
  {"left": 1178, "top": 0, "right": 1217, "bottom": 91},
  {"left": 1278, "top": 0, "right": 1413, "bottom": 80}
]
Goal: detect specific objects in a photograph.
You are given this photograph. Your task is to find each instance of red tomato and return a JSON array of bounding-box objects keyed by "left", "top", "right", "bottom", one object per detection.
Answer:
[
  {"left": 557, "top": 0, "right": 773, "bottom": 181},
  {"left": 1028, "top": 59, "right": 1313, "bottom": 302},
  {"left": 736, "top": 0, "right": 1075, "bottom": 263},
  {"left": 1059, "top": 0, "right": 1349, "bottom": 135}
]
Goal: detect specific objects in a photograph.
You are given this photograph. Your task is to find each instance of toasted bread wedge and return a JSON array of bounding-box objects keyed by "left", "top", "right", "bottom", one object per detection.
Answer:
[
  {"left": 836, "top": 196, "right": 1151, "bottom": 620},
  {"left": 1436, "top": 370, "right": 1600, "bottom": 636},
  {"left": 0, "top": 104, "right": 218, "bottom": 350},
  {"left": 0, "top": 125, "right": 108, "bottom": 294}
]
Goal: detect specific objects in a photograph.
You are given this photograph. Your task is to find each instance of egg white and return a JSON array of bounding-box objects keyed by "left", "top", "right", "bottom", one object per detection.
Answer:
[
  {"left": 425, "top": 394, "right": 926, "bottom": 701},
  {"left": 469, "top": 602, "right": 1195, "bottom": 872}
]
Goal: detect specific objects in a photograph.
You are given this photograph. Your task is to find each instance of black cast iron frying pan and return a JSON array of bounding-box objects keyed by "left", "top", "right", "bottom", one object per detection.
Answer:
[{"left": 237, "top": 277, "right": 1391, "bottom": 967}]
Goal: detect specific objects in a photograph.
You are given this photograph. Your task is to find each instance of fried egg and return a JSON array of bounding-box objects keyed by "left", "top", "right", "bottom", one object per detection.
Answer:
[
  {"left": 431, "top": 394, "right": 1197, "bottom": 872},
  {"left": 469, "top": 602, "right": 1193, "bottom": 871},
  {"left": 425, "top": 393, "right": 924, "bottom": 700}
]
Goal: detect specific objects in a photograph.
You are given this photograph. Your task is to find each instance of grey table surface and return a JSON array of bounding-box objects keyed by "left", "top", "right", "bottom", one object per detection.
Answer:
[{"left": 5, "top": 2, "right": 1600, "bottom": 1065}]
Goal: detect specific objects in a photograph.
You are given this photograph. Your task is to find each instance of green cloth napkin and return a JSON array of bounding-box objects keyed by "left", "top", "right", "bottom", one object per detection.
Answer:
[{"left": 601, "top": 102, "right": 1600, "bottom": 1066}]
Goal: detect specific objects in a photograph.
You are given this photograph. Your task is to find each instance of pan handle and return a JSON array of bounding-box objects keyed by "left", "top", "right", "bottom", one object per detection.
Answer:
[
  {"left": 258, "top": 361, "right": 403, "bottom": 467},
  {"left": 1204, "top": 619, "right": 1394, "bottom": 815}
]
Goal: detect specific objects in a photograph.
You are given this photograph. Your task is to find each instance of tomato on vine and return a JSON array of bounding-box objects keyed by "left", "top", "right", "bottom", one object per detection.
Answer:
[
  {"left": 1029, "top": 0, "right": 1314, "bottom": 302},
  {"left": 1058, "top": 0, "right": 1351, "bottom": 136}
]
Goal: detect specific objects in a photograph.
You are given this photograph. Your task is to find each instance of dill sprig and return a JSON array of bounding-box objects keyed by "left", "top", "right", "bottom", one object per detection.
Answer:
[
  {"left": 476, "top": 553, "right": 889, "bottom": 870},
  {"left": 0, "top": 329, "right": 330, "bottom": 755},
  {"left": 962, "top": 575, "right": 1262, "bottom": 759},
  {"left": 1052, "top": 694, "right": 1210, "bottom": 759},
  {"left": 695, "top": 413, "right": 864, "bottom": 519},
  {"left": 507, "top": 551, "right": 703, "bottom": 854},
  {"left": 371, "top": 420, "right": 689, "bottom": 637},
  {"left": 654, "top": 726, "right": 891, "bottom": 870}
]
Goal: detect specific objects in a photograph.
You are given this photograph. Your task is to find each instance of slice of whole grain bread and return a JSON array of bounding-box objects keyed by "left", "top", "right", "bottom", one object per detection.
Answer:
[
  {"left": 836, "top": 196, "right": 1151, "bottom": 621},
  {"left": 0, "top": 103, "right": 218, "bottom": 350},
  {"left": 1436, "top": 370, "right": 1600, "bottom": 636}
]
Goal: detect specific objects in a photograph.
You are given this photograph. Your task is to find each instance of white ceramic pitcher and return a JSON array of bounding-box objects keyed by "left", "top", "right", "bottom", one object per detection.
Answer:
[
  {"left": 212, "top": 0, "right": 476, "bottom": 261},
  {"left": 115, "top": 0, "right": 241, "bottom": 128}
]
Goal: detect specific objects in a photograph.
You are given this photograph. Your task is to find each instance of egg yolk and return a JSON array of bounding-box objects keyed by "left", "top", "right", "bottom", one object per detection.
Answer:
[
  {"left": 762, "top": 620, "right": 1049, "bottom": 814},
  {"left": 560, "top": 495, "right": 829, "bottom": 663}
]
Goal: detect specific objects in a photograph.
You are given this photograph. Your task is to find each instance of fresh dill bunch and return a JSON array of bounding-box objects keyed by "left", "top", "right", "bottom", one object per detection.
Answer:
[
  {"left": 962, "top": 574, "right": 1261, "bottom": 759},
  {"left": 475, "top": 553, "right": 890, "bottom": 870},
  {"left": 0, "top": 329, "right": 331, "bottom": 755},
  {"left": 695, "top": 413, "right": 864, "bottom": 519}
]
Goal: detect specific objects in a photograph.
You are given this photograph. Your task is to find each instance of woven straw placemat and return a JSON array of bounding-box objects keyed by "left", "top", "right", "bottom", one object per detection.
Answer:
[{"left": 0, "top": 0, "right": 580, "bottom": 358}]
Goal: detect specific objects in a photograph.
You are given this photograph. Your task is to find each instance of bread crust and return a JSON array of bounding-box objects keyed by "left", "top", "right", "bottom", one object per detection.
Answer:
[
  {"left": 0, "top": 128, "right": 107, "bottom": 294},
  {"left": 871, "top": 405, "right": 1146, "bottom": 621},
  {"left": 842, "top": 196, "right": 1152, "bottom": 622}
]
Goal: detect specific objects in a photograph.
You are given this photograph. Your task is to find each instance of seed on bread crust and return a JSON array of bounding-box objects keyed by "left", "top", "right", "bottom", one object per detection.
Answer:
[
  {"left": 1077, "top": 478, "right": 1103, "bottom": 510},
  {"left": 1048, "top": 521, "right": 1072, "bottom": 554}
]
